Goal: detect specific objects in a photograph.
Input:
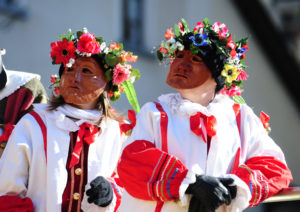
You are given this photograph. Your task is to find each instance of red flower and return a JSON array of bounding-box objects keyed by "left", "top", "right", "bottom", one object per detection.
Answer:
[
  {"left": 194, "top": 22, "right": 204, "bottom": 32},
  {"left": 237, "top": 69, "right": 248, "bottom": 80},
  {"left": 159, "top": 47, "right": 168, "bottom": 54},
  {"left": 54, "top": 87, "right": 60, "bottom": 96},
  {"left": 178, "top": 22, "right": 184, "bottom": 34},
  {"left": 108, "top": 91, "right": 114, "bottom": 98},
  {"left": 112, "top": 64, "right": 131, "bottom": 85},
  {"left": 50, "top": 39, "right": 76, "bottom": 66},
  {"left": 220, "top": 84, "right": 243, "bottom": 97},
  {"left": 77, "top": 33, "right": 101, "bottom": 54}
]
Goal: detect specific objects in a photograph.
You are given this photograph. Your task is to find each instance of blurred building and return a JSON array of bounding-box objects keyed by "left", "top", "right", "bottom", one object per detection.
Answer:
[{"left": 0, "top": 0, "right": 299, "bottom": 211}]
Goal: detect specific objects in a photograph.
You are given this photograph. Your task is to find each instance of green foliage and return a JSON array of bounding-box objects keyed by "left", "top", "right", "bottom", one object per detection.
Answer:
[
  {"left": 233, "top": 95, "right": 246, "bottom": 104},
  {"left": 174, "top": 24, "right": 181, "bottom": 37},
  {"left": 104, "top": 69, "right": 113, "bottom": 81},
  {"left": 157, "top": 50, "right": 163, "bottom": 61},
  {"left": 123, "top": 80, "right": 140, "bottom": 113},
  {"left": 130, "top": 69, "right": 141, "bottom": 82},
  {"left": 105, "top": 54, "right": 117, "bottom": 67}
]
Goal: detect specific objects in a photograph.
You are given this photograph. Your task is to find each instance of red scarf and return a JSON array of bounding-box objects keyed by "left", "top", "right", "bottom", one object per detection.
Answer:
[
  {"left": 190, "top": 112, "right": 216, "bottom": 143},
  {"left": 69, "top": 122, "right": 100, "bottom": 168}
]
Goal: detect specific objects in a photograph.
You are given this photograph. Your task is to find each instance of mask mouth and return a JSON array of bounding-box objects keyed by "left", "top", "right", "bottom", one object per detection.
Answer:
[{"left": 174, "top": 73, "right": 188, "bottom": 79}]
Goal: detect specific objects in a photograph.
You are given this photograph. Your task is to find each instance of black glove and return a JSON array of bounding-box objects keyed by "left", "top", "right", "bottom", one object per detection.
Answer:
[
  {"left": 86, "top": 176, "right": 113, "bottom": 207},
  {"left": 186, "top": 175, "right": 231, "bottom": 211},
  {"left": 188, "top": 195, "right": 213, "bottom": 212},
  {"left": 219, "top": 177, "right": 237, "bottom": 201}
]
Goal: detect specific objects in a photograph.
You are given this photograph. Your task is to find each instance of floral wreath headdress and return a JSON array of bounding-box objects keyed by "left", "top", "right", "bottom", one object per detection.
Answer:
[
  {"left": 157, "top": 18, "right": 249, "bottom": 104},
  {"left": 50, "top": 28, "right": 140, "bottom": 112}
]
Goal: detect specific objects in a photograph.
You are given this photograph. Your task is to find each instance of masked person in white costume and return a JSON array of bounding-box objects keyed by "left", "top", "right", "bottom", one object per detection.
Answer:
[
  {"left": 117, "top": 18, "right": 292, "bottom": 212},
  {"left": 0, "top": 28, "right": 140, "bottom": 212},
  {"left": 0, "top": 48, "right": 47, "bottom": 157}
]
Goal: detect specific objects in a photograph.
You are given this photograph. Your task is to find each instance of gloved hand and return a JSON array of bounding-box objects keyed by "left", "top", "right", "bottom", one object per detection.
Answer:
[
  {"left": 219, "top": 177, "right": 237, "bottom": 201},
  {"left": 188, "top": 195, "right": 213, "bottom": 212},
  {"left": 86, "top": 176, "right": 113, "bottom": 207},
  {"left": 186, "top": 175, "right": 232, "bottom": 211}
]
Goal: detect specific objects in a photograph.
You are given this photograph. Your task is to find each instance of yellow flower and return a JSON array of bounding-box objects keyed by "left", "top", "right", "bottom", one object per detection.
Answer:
[{"left": 221, "top": 64, "right": 239, "bottom": 83}]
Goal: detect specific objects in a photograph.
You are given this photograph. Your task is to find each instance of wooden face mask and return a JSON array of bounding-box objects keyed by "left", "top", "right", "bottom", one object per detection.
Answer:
[
  {"left": 60, "top": 57, "right": 108, "bottom": 107},
  {"left": 166, "top": 50, "right": 214, "bottom": 89}
]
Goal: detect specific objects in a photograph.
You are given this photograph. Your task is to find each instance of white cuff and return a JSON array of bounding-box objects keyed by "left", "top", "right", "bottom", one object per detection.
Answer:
[{"left": 177, "top": 170, "right": 196, "bottom": 207}]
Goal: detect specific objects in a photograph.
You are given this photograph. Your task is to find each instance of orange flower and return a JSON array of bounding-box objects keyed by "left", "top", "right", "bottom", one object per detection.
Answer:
[
  {"left": 165, "top": 28, "right": 174, "bottom": 40},
  {"left": 121, "top": 52, "right": 138, "bottom": 62},
  {"left": 109, "top": 42, "right": 120, "bottom": 50}
]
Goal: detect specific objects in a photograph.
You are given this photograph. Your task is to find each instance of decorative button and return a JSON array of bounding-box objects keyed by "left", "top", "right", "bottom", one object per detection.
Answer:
[
  {"left": 75, "top": 168, "right": 82, "bottom": 175},
  {"left": 73, "top": 193, "right": 80, "bottom": 200}
]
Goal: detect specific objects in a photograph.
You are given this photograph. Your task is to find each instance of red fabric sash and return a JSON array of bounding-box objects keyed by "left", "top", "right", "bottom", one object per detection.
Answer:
[{"left": 69, "top": 122, "right": 100, "bottom": 168}]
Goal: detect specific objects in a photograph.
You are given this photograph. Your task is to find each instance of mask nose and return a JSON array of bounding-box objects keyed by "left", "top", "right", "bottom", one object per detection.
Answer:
[{"left": 73, "top": 69, "right": 82, "bottom": 82}]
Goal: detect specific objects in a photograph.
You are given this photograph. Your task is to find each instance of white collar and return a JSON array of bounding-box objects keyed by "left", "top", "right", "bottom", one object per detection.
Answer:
[
  {"left": 158, "top": 93, "right": 233, "bottom": 117},
  {"left": 0, "top": 70, "right": 40, "bottom": 100},
  {"left": 34, "top": 103, "right": 105, "bottom": 132}
]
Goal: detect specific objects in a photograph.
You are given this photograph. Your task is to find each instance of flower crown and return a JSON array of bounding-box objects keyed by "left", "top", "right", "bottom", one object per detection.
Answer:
[
  {"left": 157, "top": 18, "right": 249, "bottom": 103},
  {"left": 50, "top": 28, "right": 140, "bottom": 112}
]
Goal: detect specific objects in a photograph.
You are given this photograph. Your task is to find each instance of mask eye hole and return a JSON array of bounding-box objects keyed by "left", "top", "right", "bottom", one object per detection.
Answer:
[{"left": 82, "top": 68, "right": 92, "bottom": 74}]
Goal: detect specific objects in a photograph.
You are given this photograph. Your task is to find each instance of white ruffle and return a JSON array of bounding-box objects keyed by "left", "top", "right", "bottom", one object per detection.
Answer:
[
  {"left": 158, "top": 93, "right": 233, "bottom": 117},
  {"left": 33, "top": 103, "right": 104, "bottom": 132},
  {"left": 0, "top": 70, "right": 41, "bottom": 100}
]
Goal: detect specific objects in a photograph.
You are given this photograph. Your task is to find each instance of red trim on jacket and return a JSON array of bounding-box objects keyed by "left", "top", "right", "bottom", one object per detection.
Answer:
[
  {"left": 233, "top": 156, "right": 292, "bottom": 206},
  {"left": 29, "top": 111, "right": 47, "bottom": 164},
  {"left": 117, "top": 140, "right": 188, "bottom": 202}
]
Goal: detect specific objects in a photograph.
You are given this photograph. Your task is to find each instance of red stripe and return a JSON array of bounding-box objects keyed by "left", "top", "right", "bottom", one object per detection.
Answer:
[
  {"left": 29, "top": 111, "right": 47, "bottom": 164},
  {"left": 153, "top": 102, "right": 168, "bottom": 211},
  {"left": 232, "top": 103, "right": 241, "bottom": 173},
  {"left": 154, "top": 201, "right": 164, "bottom": 212},
  {"left": 154, "top": 102, "right": 168, "bottom": 152}
]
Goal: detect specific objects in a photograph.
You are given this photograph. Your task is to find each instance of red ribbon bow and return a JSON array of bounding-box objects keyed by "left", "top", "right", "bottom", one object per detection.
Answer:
[
  {"left": 69, "top": 122, "right": 100, "bottom": 168},
  {"left": 120, "top": 110, "right": 136, "bottom": 135},
  {"left": 190, "top": 112, "right": 217, "bottom": 143},
  {"left": 260, "top": 111, "right": 271, "bottom": 133}
]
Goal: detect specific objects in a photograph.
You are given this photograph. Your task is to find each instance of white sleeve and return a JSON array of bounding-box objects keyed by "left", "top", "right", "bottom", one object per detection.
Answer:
[{"left": 0, "top": 115, "right": 33, "bottom": 197}]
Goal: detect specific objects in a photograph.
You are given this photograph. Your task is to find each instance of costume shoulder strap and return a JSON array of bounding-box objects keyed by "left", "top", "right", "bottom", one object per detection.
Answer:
[
  {"left": 29, "top": 110, "right": 47, "bottom": 164},
  {"left": 232, "top": 103, "right": 241, "bottom": 173},
  {"left": 153, "top": 102, "right": 168, "bottom": 153}
]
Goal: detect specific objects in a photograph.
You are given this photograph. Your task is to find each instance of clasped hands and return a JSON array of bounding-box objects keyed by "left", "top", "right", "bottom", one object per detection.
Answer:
[{"left": 186, "top": 175, "right": 237, "bottom": 212}]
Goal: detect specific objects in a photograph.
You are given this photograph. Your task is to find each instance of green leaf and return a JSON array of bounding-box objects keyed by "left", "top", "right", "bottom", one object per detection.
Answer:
[
  {"left": 174, "top": 24, "right": 181, "bottom": 37},
  {"left": 119, "top": 43, "right": 124, "bottom": 51},
  {"left": 232, "top": 95, "right": 246, "bottom": 104},
  {"left": 76, "top": 30, "right": 84, "bottom": 39},
  {"left": 58, "top": 35, "right": 67, "bottom": 40},
  {"left": 123, "top": 80, "right": 140, "bottom": 113},
  {"left": 105, "top": 54, "right": 117, "bottom": 67},
  {"left": 95, "top": 36, "right": 104, "bottom": 43},
  {"left": 157, "top": 50, "right": 163, "bottom": 61},
  {"left": 203, "top": 18, "right": 210, "bottom": 26},
  {"left": 130, "top": 69, "right": 141, "bottom": 81},
  {"left": 104, "top": 69, "right": 113, "bottom": 81}
]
